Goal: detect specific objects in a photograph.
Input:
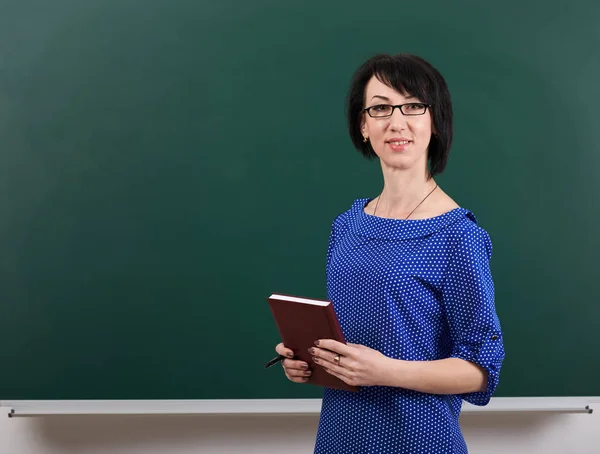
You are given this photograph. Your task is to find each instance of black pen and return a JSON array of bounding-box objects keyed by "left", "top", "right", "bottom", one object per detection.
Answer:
[{"left": 264, "top": 354, "right": 286, "bottom": 369}]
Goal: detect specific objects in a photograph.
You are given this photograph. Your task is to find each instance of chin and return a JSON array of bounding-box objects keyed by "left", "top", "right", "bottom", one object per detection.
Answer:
[
  {"left": 375, "top": 149, "right": 427, "bottom": 171},
  {"left": 378, "top": 155, "right": 418, "bottom": 171}
]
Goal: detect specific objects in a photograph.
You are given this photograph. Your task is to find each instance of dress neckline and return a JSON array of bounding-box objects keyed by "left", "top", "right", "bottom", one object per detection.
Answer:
[{"left": 350, "top": 198, "right": 475, "bottom": 240}]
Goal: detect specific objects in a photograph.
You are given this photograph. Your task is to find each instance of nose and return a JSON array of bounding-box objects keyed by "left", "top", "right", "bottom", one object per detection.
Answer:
[{"left": 389, "top": 107, "right": 408, "bottom": 130}]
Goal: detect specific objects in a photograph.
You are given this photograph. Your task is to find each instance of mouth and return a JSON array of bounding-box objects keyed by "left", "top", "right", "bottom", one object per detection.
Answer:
[
  {"left": 386, "top": 139, "right": 413, "bottom": 151},
  {"left": 388, "top": 140, "right": 411, "bottom": 145}
]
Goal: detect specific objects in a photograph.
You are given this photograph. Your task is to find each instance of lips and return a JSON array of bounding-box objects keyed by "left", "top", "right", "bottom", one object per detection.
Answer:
[
  {"left": 386, "top": 138, "right": 412, "bottom": 145},
  {"left": 386, "top": 138, "right": 412, "bottom": 152}
]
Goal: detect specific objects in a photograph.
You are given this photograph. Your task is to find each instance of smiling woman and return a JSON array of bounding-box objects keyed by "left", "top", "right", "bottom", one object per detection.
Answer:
[{"left": 275, "top": 54, "right": 505, "bottom": 453}]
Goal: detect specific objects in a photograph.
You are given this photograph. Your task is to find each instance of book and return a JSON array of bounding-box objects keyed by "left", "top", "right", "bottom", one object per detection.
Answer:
[{"left": 267, "top": 293, "right": 359, "bottom": 392}]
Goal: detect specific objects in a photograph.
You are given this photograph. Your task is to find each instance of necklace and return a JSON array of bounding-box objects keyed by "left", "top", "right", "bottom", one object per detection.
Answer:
[{"left": 374, "top": 184, "right": 438, "bottom": 220}]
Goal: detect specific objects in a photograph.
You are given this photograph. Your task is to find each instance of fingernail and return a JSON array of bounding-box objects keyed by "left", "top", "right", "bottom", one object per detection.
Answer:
[
  {"left": 308, "top": 348, "right": 315, "bottom": 355},
  {"left": 302, "top": 377, "right": 309, "bottom": 382},
  {"left": 314, "top": 340, "right": 320, "bottom": 346},
  {"left": 301, "top": 363, "right": 309, "bottom": 370},
  {"left": 323, "top": 367, "right": 328, "bottom": 372},
  {"left": 304, "top": 371, "right": 312, "bottom": 376},
  {"left": 313, "top": 356, "right": 319, "bottom": 363},
  {"left": 286, "top": 353, "right": 293, "bottom": 358}
]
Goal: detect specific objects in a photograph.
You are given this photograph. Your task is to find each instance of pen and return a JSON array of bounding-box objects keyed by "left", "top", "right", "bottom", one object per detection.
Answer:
[{"left": 264, "top": 354, "right": 286, "bottom": 369}]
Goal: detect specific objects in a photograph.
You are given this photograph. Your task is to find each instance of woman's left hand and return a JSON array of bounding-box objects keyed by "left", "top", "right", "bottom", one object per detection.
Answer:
[{"left": 310, "top": 339, "right": 390, "bottom": 387}]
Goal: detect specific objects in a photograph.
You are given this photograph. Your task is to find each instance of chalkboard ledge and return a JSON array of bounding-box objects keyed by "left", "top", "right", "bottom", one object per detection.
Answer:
[{"left": 0, "top": 397, "right": 596, "bottom": 417}]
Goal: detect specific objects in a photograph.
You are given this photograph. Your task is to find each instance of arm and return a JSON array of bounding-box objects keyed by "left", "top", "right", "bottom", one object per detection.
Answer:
[
  {"left": 380, "top": 357, "right": 487, "bottom": 395},
  {"left": 312, "top": 341, "right": 489, "bottom": 395},
  {"left": 438, "top": 226, "right": 504, "bottom": 405}
]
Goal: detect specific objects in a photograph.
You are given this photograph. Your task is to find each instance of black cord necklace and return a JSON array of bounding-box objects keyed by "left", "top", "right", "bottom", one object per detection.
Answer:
[{"left": 374, "top": 184, "right": 438, "bottom": 220}]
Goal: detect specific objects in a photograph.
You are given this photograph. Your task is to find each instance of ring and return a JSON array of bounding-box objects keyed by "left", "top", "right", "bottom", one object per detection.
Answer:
[{"left": 333, "top": 354, "right": 341, "bottom": 365}]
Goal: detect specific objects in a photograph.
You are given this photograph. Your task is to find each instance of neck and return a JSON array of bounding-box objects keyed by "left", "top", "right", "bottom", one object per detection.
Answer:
[{"left": 376, "top": 164, "right": 436, "bottom": 218}]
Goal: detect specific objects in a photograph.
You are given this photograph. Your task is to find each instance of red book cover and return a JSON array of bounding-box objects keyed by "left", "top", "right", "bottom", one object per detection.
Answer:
[{"left": 267, "top": 293, "right": 359, "bottom": 392}]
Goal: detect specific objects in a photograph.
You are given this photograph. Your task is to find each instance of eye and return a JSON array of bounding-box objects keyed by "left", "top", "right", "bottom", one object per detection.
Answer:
[
  {"left": 407, "top": 103, "right": 425, "bottom": 110},
  {"left": 372, "top": 104, "right": 391, "bottom": 112}
]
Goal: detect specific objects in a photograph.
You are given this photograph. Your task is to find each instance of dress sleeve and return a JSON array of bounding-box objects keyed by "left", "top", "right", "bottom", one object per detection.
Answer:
[
  {"left": 442, "top": 226, "right": 505, "bottom": 406},
  {"left": 326, "top": 212, "right": 346, "bottom": 270},
  {"left": 326, "top": 220, "right": 337, "bottom": 270}
]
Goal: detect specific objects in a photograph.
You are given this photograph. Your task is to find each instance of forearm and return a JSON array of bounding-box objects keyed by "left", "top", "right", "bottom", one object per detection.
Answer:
[{"left": 380, "top": 357, "right": 488, "bottom": 395}]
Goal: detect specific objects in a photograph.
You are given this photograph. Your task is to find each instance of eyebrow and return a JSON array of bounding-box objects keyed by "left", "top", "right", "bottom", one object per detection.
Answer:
[{"left": 371, "top": 94, "right": 416, "bottom": 101}]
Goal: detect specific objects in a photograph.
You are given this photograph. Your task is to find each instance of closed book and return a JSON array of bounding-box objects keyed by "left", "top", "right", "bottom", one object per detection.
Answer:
[{"left": 267, "top": 293, "right": 359, "bottom": 392}]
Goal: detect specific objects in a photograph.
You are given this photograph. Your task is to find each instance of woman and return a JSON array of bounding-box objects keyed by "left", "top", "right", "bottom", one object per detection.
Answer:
[{"left": 275, "top": 53, "right": 505, "bottom": 453}]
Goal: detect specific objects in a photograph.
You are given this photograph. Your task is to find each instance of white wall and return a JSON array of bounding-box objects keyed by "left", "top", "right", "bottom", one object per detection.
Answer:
[{"left": 1, "top": 410, "right": 599, "bottom": 454}]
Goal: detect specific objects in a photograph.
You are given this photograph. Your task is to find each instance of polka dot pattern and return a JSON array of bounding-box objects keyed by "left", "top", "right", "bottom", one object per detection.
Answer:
[{"left": 314, "top": 199, "right": 505, "bottom": 453}]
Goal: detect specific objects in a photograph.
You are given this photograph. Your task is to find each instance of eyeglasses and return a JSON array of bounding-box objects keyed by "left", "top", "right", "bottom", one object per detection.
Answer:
[{"left": 362, "top": 102, "right": 430, "bottom": 118}]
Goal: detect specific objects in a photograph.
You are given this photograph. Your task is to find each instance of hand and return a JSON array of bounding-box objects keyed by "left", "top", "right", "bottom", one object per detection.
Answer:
[
  {"left": 275, "top": 342, "right": 312, "bottom": 384},
  {"left": 310, "top": 340, "right": 389, "bottom": 387}
]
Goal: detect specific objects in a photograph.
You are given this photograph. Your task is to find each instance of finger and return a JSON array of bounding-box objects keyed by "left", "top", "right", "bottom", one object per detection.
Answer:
[
  {"left": 347, "top": 343, "right": 370, "bottom": 351},
  {"left": 310, "top": 347, "right": 342, "bottom": 366},
  {"left": 284, "top": 366, "right": 312, "bottom": 379},
  {"left": 286, "top": 373, "right": 311, "bottom": 384},
  {"left": 311, "top": 353, "right": 349, "bottom": 375},
  {"left": 275, "top": 343, "right": 294, "bottom": 358},
  {"left": 282, "top": 358, "right": 310, "bottom": 371},
  {"left": 314, "top": 339, "right": 353, "bottom": 357},
  {"left": 320, "top": 363, "right": 352, "bottom": 384},
  {"left": 284, "top": 366, "right": 312, "bottom": 383}
]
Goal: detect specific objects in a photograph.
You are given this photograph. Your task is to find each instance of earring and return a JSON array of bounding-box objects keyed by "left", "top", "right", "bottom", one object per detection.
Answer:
[{"left": 363, "top": 136, "right": 369, "bottom": 143}]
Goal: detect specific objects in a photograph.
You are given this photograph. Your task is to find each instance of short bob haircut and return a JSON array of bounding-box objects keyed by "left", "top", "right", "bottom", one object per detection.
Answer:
[{"left": 346, "top": 53, "right": 453, "bottom": 177}]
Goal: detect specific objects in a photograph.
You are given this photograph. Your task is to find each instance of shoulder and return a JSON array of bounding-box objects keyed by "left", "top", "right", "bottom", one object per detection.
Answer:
[
  {"left": 330, "top": 198, "right": 367, "bottom": 229},
  {"left": 447, "top": 211, "right": 493, "bottom": 260}
]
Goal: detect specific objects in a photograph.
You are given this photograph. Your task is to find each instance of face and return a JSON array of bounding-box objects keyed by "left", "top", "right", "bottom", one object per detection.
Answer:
[{"left": 361, "top": 76, "right": 435, "bottom": 173}]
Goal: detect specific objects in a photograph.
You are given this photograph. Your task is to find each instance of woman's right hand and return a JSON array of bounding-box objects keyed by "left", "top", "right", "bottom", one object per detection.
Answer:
[{"left": 275, "top": 342, "right": 312, "bottom": 383}]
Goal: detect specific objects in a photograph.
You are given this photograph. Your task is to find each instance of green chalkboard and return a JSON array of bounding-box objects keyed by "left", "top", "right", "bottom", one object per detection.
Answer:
[{"left": 1, "top": 0, "right": 599, "bottom": 400}]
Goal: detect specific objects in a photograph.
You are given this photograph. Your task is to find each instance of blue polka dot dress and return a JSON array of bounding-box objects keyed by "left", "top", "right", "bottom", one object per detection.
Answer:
[{"left": 314, "top": 199, "right": 505, "bottom": 454}]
